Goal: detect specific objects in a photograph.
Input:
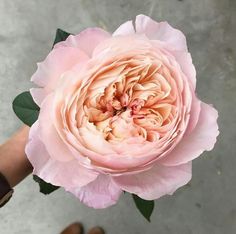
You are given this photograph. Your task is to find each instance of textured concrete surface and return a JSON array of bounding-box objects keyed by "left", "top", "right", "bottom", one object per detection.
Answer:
[{"left": 0, "top": 0, "right": 235, "bottom": 233}]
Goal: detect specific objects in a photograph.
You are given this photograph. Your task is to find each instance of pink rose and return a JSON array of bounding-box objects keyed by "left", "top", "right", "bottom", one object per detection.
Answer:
[{"left": 26, "top": 15, "right": 219, "bottom": 209}]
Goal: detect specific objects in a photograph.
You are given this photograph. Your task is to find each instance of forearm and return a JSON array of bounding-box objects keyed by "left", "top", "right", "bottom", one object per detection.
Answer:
[{"left": 0, "top": 126, "right": 32, "bottom": 187}]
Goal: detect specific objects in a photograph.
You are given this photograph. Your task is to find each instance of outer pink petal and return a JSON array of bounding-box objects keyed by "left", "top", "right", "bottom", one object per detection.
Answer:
[
  {"left": 185, "top": 93, "right": 201, "bottom": 134},
  {"left": 38, "top": 94, "right": 74, "bottom": 162},
  {"left": 31, "top": 47, "right": 88, "bottom": 106},
  {"left": 68, "top": 175, "right": 122, "bottom": 209},
  {"left": 159, "top": 102, "right": 219, "bottom": 166},
  {"left": 54, "top": 28, "right": 111, "bottom": 57},
  {"left": 113, "top": 20, "right": 135, "bottom": 36},
  {"left": 135, "top": 14, "right": 188, "bottom": 51},
  {"left": 31, "top": 47, "right": 88, "bottom": 88},
  {"left": 113, "top": 162, "right": 192, "bottom": 200},
  {"left": 26, "top": 121, "right": 98, "bottom": 188},
  {"left": 30, "top": 88, "right": 48, "bottom": 106},
  {"left": 171, "top": 50, "right": 197, "bottom": 90}
]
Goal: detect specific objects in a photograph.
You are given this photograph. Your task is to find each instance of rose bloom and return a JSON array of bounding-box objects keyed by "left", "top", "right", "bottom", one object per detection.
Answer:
[{"left": 26, "top": 15, "right": 219, "bottom": 208}]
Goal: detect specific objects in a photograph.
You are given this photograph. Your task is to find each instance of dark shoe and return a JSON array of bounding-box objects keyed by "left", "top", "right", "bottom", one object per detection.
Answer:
[
  {"left": 60, "top": 222, "right": 84, "bottom": 234},
  {"left": 88, "top": 227, "right": 105, "bottom": 234}
]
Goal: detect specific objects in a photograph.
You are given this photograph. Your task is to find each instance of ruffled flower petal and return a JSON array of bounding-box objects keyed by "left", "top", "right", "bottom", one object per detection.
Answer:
[
  {"left": 68, "top": 175, "right": 122, "bottom": 209},
  {"left": 113, "top": 162, "right": 192, "bottom": 200},
  {"left": 159, "top": 102, "right": 219, "bottom": 166},
  {"left": 26, "top": 121, "right": 98, "bottom": 188},
  {"left": 135, "top": 14, "right": 188, "bottom": 51},
  {"left": 31, "top": 47, "right": 88, "bottom": 106},
  {"left": 54, "top": 28, "right": 111, "bottom": 57},
  {"left": 113, "top": 20, "right": 135, "bottom": 36}
]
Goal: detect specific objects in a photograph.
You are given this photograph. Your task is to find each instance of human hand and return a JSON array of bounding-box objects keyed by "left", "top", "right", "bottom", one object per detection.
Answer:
[{"left": 0, "top": 126, "right": 32, "bottom": 187}]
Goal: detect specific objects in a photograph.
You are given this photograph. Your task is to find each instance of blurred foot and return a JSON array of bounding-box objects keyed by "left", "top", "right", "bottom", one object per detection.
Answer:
[
  {"left": 88, "top": 227, "right": 105, "bottom": 234},
  {"left": 60, "top": 222, "right": 84, "bottom": 234}
]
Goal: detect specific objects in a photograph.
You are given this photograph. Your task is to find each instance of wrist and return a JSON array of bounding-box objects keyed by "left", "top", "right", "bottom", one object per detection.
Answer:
[{"left": 0, "top": 172, "right": 14, "bottom": 207}]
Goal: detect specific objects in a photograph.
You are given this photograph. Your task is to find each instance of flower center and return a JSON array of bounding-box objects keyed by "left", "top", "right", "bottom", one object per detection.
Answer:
[
  {"left": 83, "top": 57, "right": 177, "bottom": 142},
  {"left": 113, "top": 106, "right": 127, "bottom": 116}
]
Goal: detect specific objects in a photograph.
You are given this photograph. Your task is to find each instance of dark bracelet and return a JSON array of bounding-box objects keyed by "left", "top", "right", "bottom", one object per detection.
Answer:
[{"left": 0, "top": 172, "right": 14, "bottom": 208}]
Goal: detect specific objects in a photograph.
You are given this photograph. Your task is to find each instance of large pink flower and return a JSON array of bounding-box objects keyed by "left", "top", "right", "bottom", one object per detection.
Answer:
[{"left": 26, "top": 15, "right": 219, "bottom": 209}]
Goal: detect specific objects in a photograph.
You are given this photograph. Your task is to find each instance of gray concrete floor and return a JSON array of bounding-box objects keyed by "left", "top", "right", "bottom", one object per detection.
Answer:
[{"left": 0, "top": 0, "right": 235, "bottom": 233}]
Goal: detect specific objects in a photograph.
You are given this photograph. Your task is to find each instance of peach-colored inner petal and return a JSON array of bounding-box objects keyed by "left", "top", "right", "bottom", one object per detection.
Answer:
[{"left": 81, "top": 55, "right": 180, "bottom": 143}]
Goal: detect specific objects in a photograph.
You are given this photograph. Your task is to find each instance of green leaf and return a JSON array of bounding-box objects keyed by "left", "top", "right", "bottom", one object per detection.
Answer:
[
  {"left": 33, "top": 175, "right": 59, "bottom": 195},
  {"left": 132, "top": 194, "right": 155, "bottom": 222},
  {"left": 53, "top": 28, "right": 71, "bottom": 46},
  {"left": 12, "top": 91, "right": 40, "bottom": 127}
]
